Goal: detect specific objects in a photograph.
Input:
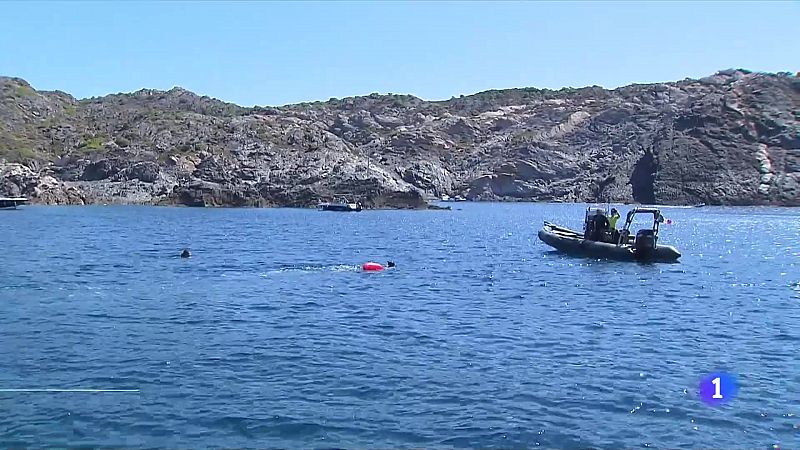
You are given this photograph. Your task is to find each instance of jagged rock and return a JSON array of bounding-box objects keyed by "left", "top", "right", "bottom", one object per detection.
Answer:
[
  {"left": 166, "top": 155, "right": 198, "bottom": 175},
  {"left": 0, "top": 163, "right": 85, "bottom": 204},
  {"left": 373, "top": 114, "right": 404, "bottom": 128},
  {"left": 171, "top": 180, "right": 265, "bottom": 207},
  {"left": 398, "top": 161, "right": 456, "bottom": 195},
  {"left": 81, "top": 159, "right": 121, "bottom": 181},
  {"left": 124, "top": 162, "right": 160, "bottom": 183},
  {"left": 351, "top": 110, "right": 379, "bottom": 129}
]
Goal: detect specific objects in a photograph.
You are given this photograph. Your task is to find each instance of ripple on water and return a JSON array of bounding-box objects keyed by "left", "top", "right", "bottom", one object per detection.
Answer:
[{"left": 0, "top": 204, "right": 798, "bottom": 448}]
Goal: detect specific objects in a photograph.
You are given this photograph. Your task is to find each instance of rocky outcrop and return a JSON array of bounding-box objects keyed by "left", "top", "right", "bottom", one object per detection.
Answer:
[
  {"left": 171, "top": 181, "right": 266, "bottom": 207},
  {"left": 1, "top": 69, "right": 798, "bottom": 207},
  {"left": 0, "top": 163, "right": 85, "bottom": 204}
]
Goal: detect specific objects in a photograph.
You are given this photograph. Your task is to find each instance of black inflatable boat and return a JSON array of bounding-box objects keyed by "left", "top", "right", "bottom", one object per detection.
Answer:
[{"left": 538, "top": 207, "right": 681, "bottom": 263}]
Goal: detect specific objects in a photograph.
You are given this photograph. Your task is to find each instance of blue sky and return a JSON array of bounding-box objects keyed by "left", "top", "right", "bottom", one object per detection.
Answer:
[{"left": 0, "top": 1, "right": 796, "bottom": 106}]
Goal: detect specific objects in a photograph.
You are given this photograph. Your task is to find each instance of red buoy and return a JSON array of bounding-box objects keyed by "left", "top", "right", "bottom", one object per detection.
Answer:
[{"left": 362, "top": 262, "right": 384, "bottom": 271}]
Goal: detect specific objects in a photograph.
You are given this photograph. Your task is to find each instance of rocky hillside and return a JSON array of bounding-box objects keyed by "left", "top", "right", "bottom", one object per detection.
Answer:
[{"left": 1, "top": 69, "right": 798, "bottom": 207}]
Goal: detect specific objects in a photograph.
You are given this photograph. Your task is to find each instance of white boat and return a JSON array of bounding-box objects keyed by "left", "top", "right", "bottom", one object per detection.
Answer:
[
  {"left": 317, "top": 197, "right": 363, "bottom": 212},
  {"left": 0, "top": 197, "right": 27, "bottom": 209}
]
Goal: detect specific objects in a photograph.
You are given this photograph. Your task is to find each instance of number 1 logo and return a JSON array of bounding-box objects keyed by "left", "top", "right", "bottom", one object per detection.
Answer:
[
  {"left": 699, "top": 372, "right": 737, "bottom": 406},
  {"left": 712, "top": 377, "right": 723, "bottom": 399}
]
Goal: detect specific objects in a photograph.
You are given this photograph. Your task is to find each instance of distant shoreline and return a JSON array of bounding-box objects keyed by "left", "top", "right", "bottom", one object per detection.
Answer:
[{"left": 11, "top": 199, "right": 799, "bottom": 209}]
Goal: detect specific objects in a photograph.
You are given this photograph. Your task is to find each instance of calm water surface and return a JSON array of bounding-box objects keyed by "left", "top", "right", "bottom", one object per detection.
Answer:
[{"left": 1, "top": 203, "right": 799, "bottom": 448}]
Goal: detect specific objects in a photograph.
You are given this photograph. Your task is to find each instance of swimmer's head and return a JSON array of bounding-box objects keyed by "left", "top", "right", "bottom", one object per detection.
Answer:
[
  {"left": 180, "top": 249, "right": 191, "bottom": 258},
  {"left": 387, "top": 261, "right": 396, "bottom": 268}
]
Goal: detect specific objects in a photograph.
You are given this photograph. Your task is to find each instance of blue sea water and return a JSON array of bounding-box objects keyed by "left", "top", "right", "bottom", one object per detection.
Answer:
[{"left": 0, "top": 203, "right": 798, "bottom": 449}]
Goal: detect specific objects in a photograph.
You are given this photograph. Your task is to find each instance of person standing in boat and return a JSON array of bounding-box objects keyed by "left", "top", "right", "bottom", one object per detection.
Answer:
[
  {"left": 609, "top": 208, "right": 621, "bottom": 229},
  {"left": 608, "top": 208, "right": 622, "bottom": 243}
]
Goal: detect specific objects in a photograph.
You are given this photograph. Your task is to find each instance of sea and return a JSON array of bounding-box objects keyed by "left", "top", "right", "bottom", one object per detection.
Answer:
[{"left": 1, "top": 203, "right": 798, "bottom": 449}]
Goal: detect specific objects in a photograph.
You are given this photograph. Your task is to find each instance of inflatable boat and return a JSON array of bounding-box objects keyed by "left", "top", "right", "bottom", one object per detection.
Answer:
[{"left": 538, "top": 207, "right": 681, "bottom": 263}]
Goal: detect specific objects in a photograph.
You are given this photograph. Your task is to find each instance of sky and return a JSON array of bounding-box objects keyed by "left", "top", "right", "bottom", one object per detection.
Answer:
[{"left": 0, "top": 1, "right": 797, "bottom": 106}]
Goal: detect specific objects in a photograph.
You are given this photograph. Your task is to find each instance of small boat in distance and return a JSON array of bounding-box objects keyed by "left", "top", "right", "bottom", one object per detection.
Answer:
[
  {"left": 439, "top": 194, "right": 467, "bottom": 202},
  {"left": 0, "top": 197, "right": 27, "bottom": 210},
  {"left": 318, "top": 197, "right": 363, "bottom": 212}
]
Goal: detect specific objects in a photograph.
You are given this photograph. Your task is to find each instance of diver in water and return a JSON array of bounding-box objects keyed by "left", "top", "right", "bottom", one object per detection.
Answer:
[{"left": 180, "top": 248, "right": 191, "bottom": 258}]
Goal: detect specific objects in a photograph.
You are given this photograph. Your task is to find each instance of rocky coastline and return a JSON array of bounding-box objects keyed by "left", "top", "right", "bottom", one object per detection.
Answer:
[{"left": 2, "top": 69, "right": 797, "bottom": 208}]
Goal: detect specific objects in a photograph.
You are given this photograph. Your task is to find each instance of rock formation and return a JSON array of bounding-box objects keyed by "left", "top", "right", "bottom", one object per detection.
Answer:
[{"left": 1, "top": 69, "right": 797, "bottom": 207}]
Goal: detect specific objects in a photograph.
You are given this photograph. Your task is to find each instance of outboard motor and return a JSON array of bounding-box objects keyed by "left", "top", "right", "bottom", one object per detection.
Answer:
[{"left": 634, "top": 229, "right": 656, "bottom": 260}]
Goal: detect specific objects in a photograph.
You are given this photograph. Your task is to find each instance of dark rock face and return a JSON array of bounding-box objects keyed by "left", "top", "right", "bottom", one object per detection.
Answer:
[
  {"left": 81, "top": 159, "right": 120, "bottom": 181},
  {"left": 126, "top": 162, "right": 160, "bottom": 183},
  {"left": 172, "top": 181, "right": 265, "bottom": 207},
  {"left": 630, "top": 151, "right": 656, "bottom": 204},
  {"left": 1, "top": 69, "right": 798, "bottom": 207}
]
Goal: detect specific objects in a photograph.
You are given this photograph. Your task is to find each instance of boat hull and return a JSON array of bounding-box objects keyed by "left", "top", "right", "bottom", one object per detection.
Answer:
[
  {"left": 318, "top": 204, "right": 362, "bottom": 212},
  {"left": 538, "top": 227, "right": 681, "bottom": 263},
  {"left": 0, "top": 198, "right": 27, "bottom": 209}
]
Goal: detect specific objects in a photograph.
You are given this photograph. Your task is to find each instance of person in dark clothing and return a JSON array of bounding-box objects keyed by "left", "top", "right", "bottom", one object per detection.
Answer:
[{"left": 592, "top": 213, "right": 610, "bottom": 241}]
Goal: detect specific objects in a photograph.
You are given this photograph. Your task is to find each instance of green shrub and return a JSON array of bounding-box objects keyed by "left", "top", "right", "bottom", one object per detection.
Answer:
[
  {"left": 13, "top": 85, "right": 35, "bottom": 98},
  {"left": 2, "top": 146, "right": 39, "bottom": 162},
  {"left": 78, "top": 136, "right": 106, "bottom": 151}
]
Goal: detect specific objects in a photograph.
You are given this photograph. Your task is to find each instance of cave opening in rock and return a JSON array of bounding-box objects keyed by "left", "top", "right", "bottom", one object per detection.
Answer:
[{"left": 630, "top": 151, "right": 657, "bottom": 204}]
